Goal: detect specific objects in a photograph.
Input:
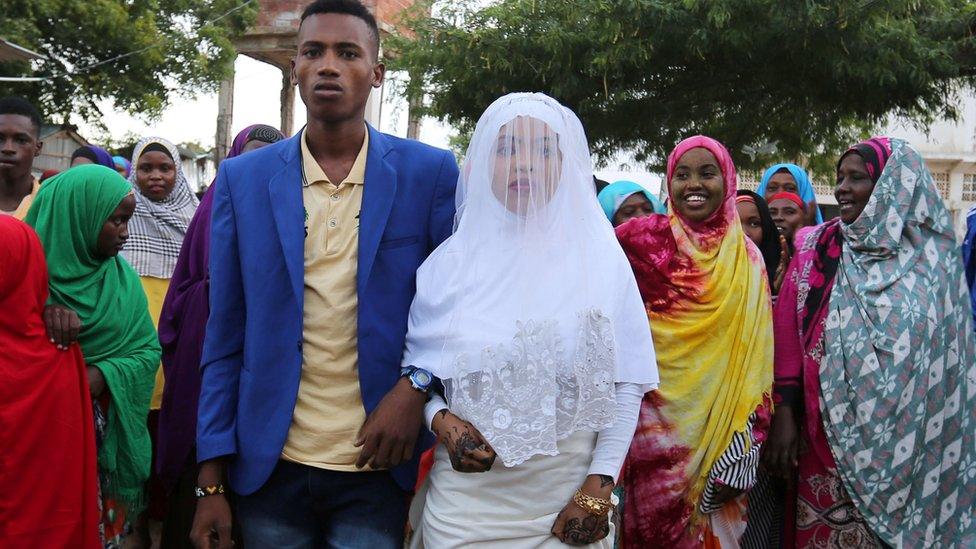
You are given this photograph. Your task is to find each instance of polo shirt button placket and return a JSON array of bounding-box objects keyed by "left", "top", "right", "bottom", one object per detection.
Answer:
[{"left": 329, "top": 218, "right": 338, "bottom": 229}]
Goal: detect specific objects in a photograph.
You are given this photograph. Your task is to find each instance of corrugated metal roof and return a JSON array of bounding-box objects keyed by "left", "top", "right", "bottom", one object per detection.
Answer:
[{"left": 0, "top": 38, "right": 45, "bottom": 62}]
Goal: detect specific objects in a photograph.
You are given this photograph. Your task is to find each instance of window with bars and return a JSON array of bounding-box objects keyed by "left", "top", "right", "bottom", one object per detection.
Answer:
[
  {"left": 963, "top": 174, "right": 976, "bottom": 203},
  {"left": 932, "top": 172, "right": 951, "bottom": 200},
  {"left": 739, "top": 171, "right": 760, "bottom": 191},
  {"left": 812, "top": 179, "right": 834, "bottom": 196},
  {"left": 736, "top": 171, "right": 834, "bottom": 195}
]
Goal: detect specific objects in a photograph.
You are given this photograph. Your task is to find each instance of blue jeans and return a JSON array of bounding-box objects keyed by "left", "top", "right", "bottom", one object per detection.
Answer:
[{"left": 235, "top": 460, "right": 409, "bottom": 549}]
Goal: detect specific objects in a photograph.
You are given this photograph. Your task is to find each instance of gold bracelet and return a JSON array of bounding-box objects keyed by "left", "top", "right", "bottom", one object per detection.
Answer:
[{"left": 572, "top": 489, "right": 614, "bottom": 516}]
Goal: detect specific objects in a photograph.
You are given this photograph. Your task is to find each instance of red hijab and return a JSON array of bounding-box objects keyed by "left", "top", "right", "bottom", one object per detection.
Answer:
[{"left": 0, "top": 216, "right": 100, "bottom": 548}]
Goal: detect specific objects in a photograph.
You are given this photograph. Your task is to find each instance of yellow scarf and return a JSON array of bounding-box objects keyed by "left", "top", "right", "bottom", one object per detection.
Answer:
[{"left": 618, "top": 136, "right": 772, "bottom": 531}]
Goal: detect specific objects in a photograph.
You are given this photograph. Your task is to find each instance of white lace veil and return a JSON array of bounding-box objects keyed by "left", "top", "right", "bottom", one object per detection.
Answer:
[{"left": 403, "top": 93, "right": 658, "bottom": 466}]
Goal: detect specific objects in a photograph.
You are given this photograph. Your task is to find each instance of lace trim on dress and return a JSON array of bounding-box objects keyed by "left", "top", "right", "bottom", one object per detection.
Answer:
[{"left": 447, "top": 308, "right": 617, "bottom": 467}]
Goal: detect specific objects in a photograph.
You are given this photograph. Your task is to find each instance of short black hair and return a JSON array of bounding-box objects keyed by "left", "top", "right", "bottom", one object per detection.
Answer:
[
  {"left": 0, "top": 96, "right": 42, "bottom": 136},
  {"left": 301, "top": 0, "right": 380, "bottom": 57}
]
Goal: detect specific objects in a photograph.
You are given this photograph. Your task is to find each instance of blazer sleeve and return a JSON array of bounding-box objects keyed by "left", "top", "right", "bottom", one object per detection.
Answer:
[
  {"left": 427, "top": 149, "right": 459, "bottom": 251},
  {"left": 196, "top": 166, "right": 245, "bottom": 462}
]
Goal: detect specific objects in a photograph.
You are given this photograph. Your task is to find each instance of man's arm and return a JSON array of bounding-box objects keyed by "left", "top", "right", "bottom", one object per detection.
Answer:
[
  {"left": 427, "top": 150, "right": 460, "bottom": 250},
  {"left": 196, "top": 166, "right": 246, "bottom": 463},
  {"left": 353, "top": 149, "right": 459, "bottom": 470}
]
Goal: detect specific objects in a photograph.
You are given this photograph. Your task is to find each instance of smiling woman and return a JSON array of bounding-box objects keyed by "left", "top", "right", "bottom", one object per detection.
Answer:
[
  {"left": 765, "top": 138, "right": 976, "bottom": 547},
  {"left": 615, "top": 136, "right": 773, "bottom": 547},
  {"left": 670, "top": 147, "right": 725, "bottom": 223}
]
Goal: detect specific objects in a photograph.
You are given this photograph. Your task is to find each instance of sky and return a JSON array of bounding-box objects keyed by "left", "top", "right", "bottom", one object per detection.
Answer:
[
  {"left": 82, "top": 55, "right": 663, "bottom": 194},
  {"left": 83, "top": 55, "right": 452, "bottom": 151}
]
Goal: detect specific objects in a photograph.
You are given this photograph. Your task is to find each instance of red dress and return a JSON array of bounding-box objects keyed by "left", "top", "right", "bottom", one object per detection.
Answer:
[{"left": 0, "top": 216, "right": 100, "bottom": 548}]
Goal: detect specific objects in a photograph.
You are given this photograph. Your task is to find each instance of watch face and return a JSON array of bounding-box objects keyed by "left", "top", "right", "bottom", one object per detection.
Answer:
[{"left": 413, "top": 370, "right": 433, "bottom": 386}]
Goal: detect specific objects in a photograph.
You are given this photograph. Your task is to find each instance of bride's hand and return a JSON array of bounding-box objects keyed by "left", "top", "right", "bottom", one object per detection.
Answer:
[
  {"left": 430, "top": 409, "right": 496, "bottom": 473},
  {"left": 551, "top": 475, "right": 613, "bottom": 545}
]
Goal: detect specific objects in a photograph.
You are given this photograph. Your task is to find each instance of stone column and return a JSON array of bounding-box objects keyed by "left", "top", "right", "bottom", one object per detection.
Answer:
[
  {"left": 215, "top": 56, "right": 236, "bottom": 166},
  {"left": 280, "top": 67, "right": 295, "bottom": 136}
]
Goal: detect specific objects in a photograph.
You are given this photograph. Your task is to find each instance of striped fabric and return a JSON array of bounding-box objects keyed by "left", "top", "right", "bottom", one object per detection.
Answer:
[{"left": 700, "top": 411, "right": 763, "bottom": 514}]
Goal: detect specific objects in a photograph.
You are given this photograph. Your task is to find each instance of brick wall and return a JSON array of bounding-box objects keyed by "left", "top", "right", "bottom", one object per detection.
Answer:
[
  {"left": 253, "top": 0, "right": 415, "bottom": 31},
  {"left": 376, "top": 0, "right": 416, "bottom": 27}
]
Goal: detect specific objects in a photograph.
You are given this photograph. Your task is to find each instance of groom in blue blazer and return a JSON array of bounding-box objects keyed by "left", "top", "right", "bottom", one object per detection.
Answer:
[{"left": 191, "top": 2, "right": 457, "bottom": 548}]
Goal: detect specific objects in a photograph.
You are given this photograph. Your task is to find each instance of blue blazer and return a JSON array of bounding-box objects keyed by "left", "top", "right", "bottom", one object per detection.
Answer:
[{"left": 197, "top": 125, "right": 458, "bottom": 494}]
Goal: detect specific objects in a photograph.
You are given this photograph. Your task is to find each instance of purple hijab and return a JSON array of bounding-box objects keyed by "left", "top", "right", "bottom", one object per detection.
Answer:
[
  {"left": 156, "top": 125, "right": 284, "bottom": 489},
  {"left": 72, "top": 144, "right": 116, "bottom": 169}
]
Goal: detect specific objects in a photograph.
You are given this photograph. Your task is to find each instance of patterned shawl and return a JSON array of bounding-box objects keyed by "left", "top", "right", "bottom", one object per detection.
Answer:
[
  {"left": 617, "top": 136, "right": 773, "bottom": 541},
  {"left": 963, "top": 205, "right": 975, "bottom": 330},
  {"left": 821, "top": 139, "right": 976, "bottom": 547},
  {"left": 24, "top": 165, "right": 161, "bottom": 517},
  {"left": 121, "top": 137, "right": 198, "bottom": 278}
]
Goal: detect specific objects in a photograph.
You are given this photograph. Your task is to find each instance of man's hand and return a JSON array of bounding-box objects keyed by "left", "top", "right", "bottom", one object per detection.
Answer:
[
  {"left": 354, "top": 377, "right": 426, "bottom": 469},
  {"left": 431, "top": 409, "right": 496, "bottom": 473},
  {"left": 190, "top": 461, "right": 233, "bottom": 549},
  {"left": 44, "top": 304, "right": 80, "bottom": 350}
]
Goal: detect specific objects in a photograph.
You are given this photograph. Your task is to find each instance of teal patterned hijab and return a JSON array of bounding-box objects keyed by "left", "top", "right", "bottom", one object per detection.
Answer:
[{"left": 822, "top": 139, "right": 975, "bottom": 547}]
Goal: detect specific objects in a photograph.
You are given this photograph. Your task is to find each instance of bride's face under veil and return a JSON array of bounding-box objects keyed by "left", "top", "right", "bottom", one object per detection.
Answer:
[{"left": 489, "top": 116, "right": 563, "bottom": 216}]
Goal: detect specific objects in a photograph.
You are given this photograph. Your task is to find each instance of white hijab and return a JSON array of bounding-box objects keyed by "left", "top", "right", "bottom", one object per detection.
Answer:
[{"left": 403, "top": 93, "right": 658, "bottom": 466}]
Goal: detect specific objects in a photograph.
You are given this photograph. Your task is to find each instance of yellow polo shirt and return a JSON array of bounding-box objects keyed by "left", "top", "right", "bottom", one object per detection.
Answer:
[
  {"left": 4, "top": 179, "right": 39, "bottom": 220},
  {"left": 281, "top": 127, "right": 371, "bottom": 471}
]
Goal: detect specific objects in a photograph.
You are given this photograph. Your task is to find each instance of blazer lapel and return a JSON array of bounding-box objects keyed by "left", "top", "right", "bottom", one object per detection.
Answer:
[
  {"left": 358, "top": 125, "right": 397, "bottom": 292},
  {"left": 269, "top": 134, "right": 305, "bottom": 306}
]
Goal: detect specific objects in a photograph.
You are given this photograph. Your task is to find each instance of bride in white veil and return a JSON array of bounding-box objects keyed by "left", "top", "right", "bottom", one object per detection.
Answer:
[{"left": 405, "top": 93, "right": 659, "bottom": 547}]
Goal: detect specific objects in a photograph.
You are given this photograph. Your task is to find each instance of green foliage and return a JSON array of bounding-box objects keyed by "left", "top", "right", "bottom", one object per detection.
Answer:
[
  {"left": 388, "top": 0, "right": 976, "bottom": 171},
  {"left": 0, "top": 0, "right": 256, "bottom": 125}
]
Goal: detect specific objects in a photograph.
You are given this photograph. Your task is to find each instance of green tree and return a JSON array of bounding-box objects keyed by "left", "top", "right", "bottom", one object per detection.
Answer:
[
  {"left": 0, "top": 0, "right": 256, "bottom": 125},
  {"left": 390, "top": 0, "right": 976, "bottom": 170}
]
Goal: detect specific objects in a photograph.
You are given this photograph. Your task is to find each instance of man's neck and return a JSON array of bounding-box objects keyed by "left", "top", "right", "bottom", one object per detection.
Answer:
[
  {"left": 0, "top": 172, "right": 35, "bottom": 207},
  {"left": 305, "top": 116, "right": 367, "bottom": 162}
]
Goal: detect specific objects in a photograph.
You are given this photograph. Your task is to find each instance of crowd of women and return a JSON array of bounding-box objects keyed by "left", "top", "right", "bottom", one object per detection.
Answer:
[{"left": 2, "top": 89, "right": 975, "bottom": 549}]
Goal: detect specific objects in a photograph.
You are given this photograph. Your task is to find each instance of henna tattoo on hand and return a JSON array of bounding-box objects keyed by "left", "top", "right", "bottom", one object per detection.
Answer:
[
  {"left": 597, "top": 474, "right": 614, "bottom": 488},
  {"left": 443, "top": 422, "right": 493, "bottom": 472},
  {"left": 561, "top": 515, "right": 610, "bottom": 545}
]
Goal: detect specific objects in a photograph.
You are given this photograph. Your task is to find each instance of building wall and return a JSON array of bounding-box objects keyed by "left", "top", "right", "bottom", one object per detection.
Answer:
[
  {"left": 252, "top": 0, "right": 416, "bottom": 31},
  {"left": 33, "top": 130, "right": 87, "bottom": 177}
]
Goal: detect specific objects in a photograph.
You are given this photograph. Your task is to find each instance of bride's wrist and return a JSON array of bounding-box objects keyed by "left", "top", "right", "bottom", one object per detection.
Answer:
[
  {"left": 580, "top": 474, "right": 615, "bottom": 499},
  {"left": 430, "top": 408, "right": 450, "bottom": 434}
]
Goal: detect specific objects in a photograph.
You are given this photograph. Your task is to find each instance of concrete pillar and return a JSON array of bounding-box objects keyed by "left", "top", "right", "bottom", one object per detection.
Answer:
[
  {"left": 215, "top": 58, "right": 236, "bottom": 166},
  {"left": 365, "top": 83, "right": 383, "bottom": 127},
  {"left": 280, "top": 67, "right": 295, "bottom": 137}
]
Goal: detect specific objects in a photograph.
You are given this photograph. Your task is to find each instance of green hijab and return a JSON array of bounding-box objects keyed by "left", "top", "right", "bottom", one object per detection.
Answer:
[{"left": 24, "top": 164, "right": 160, "bottom": 516}]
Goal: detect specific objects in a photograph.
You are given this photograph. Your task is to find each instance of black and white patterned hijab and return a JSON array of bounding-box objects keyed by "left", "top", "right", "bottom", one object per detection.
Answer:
[{"left": 121, "top": 136, "right": 198, "bottom": 278}]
